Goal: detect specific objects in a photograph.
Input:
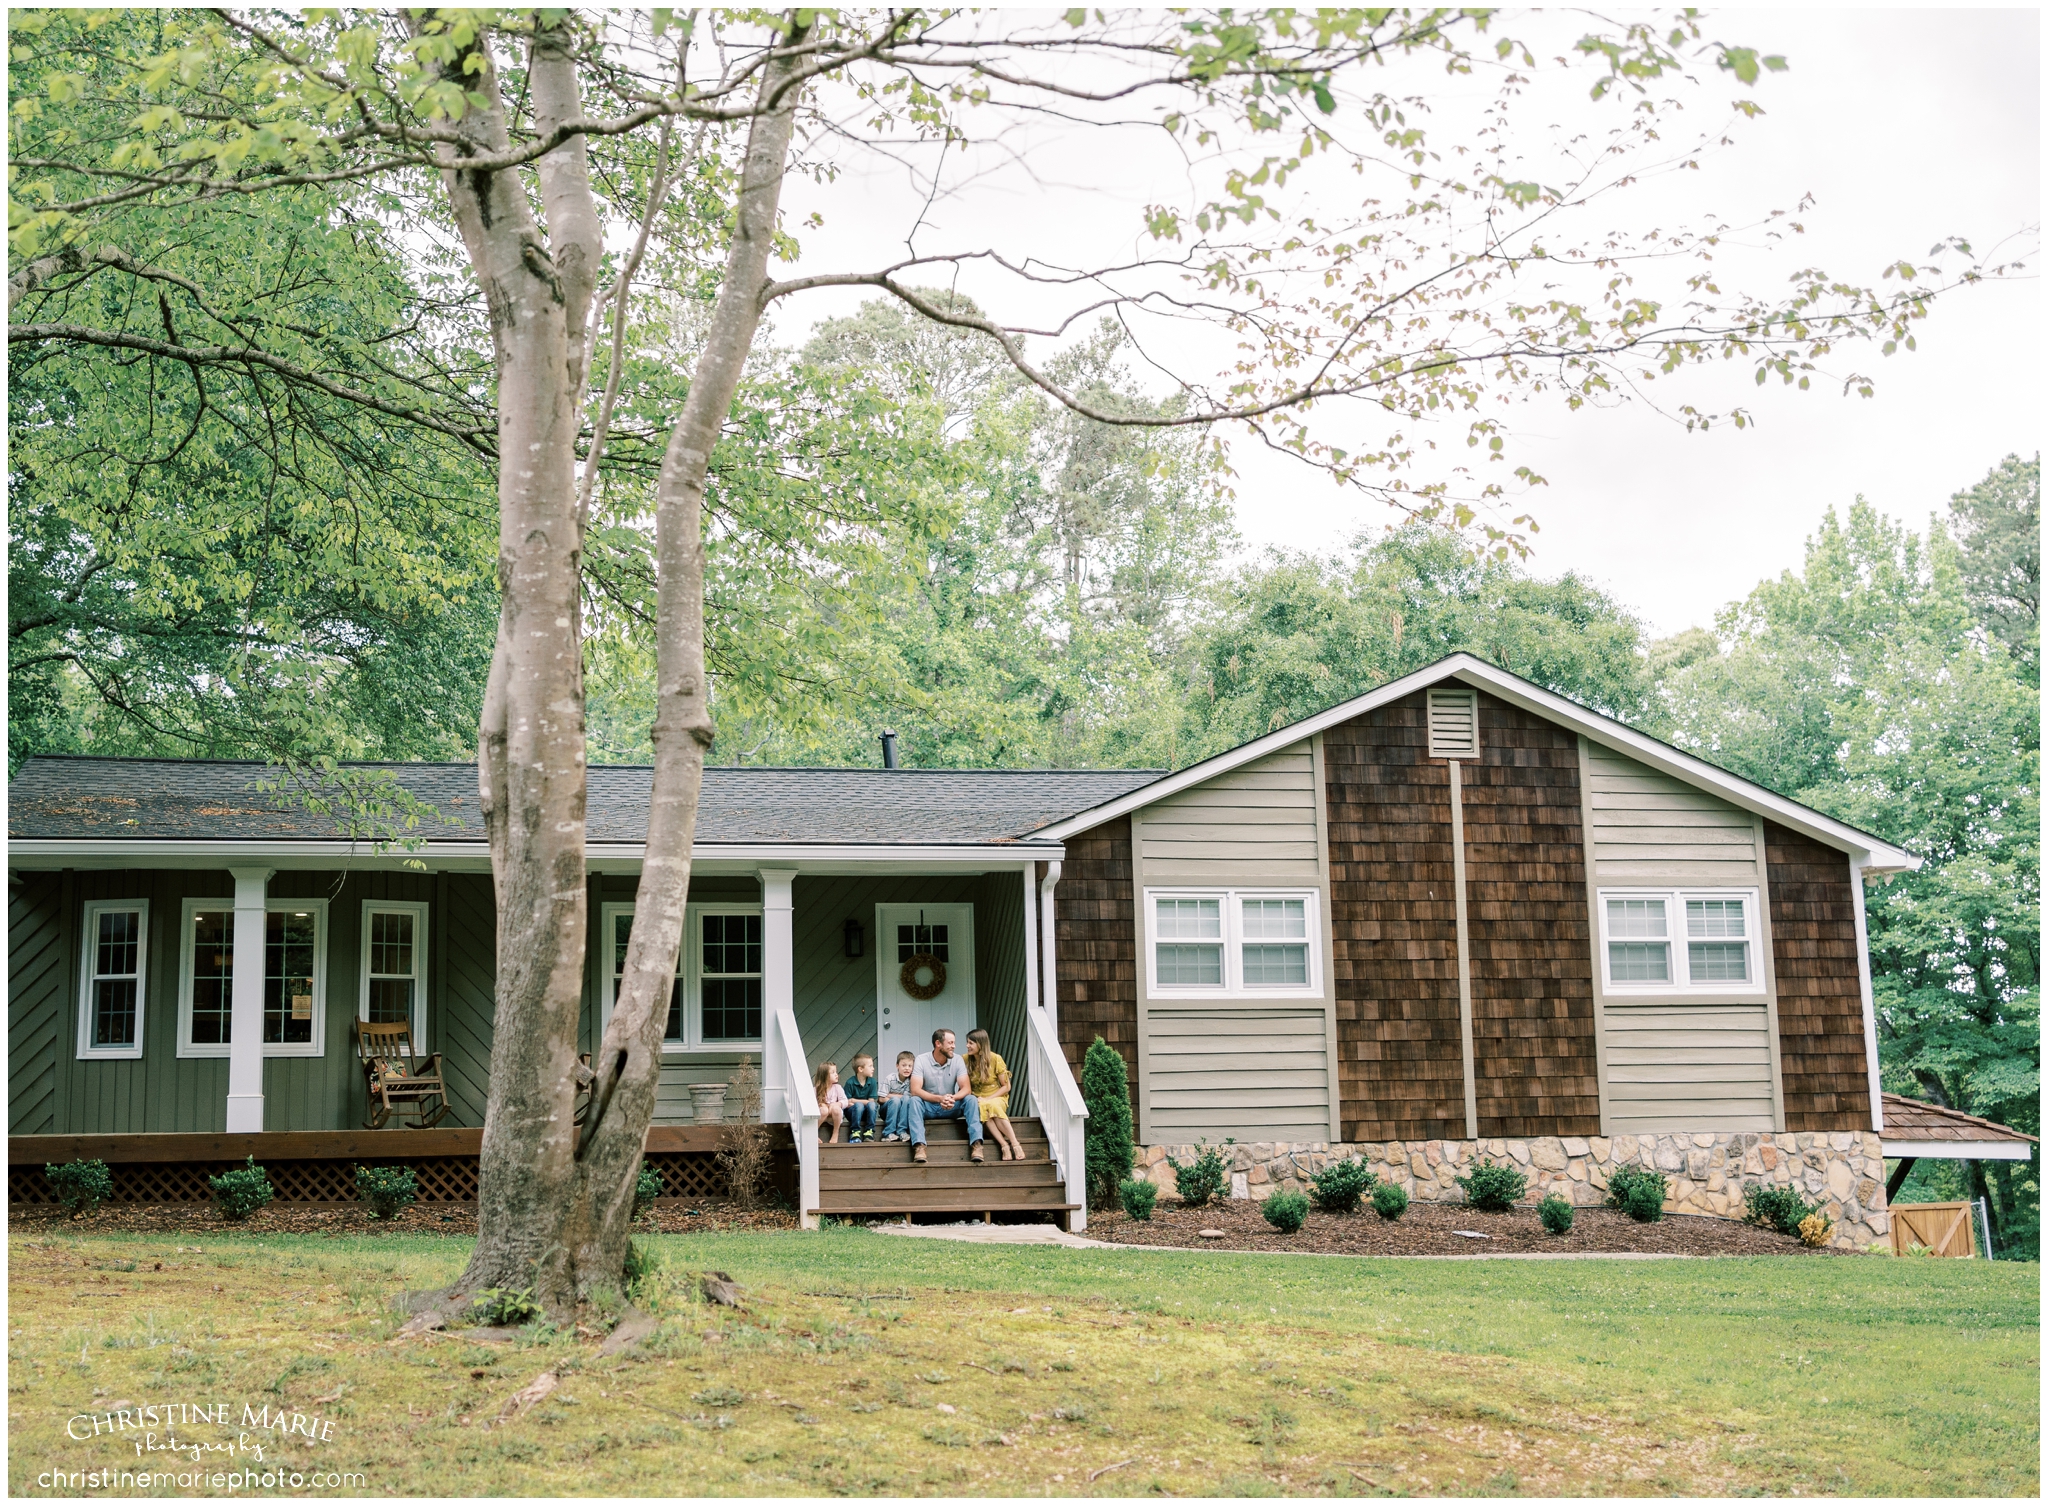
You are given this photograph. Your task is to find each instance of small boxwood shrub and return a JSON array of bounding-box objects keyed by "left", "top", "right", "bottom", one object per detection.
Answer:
[
  {"left": 355, "top": 1164, "right": 418, "bottom": 1221},
  {"left": 1309, "top": 1157, "right": 1376, "bottom": 1214},
  {"left": 208, "top": 1156, "right": 273, "bottom": 1222},
  {"left": 1743, "top": 1182, "right": 1823, "bottom": 1236},
  {"left": 1537, "top": 1193, "right": 1575, "bottom": 1235},
  {"left": 1169, "top": 1143, "right": 1230, "bottom": 1209},
  {"left": 1262, "top": 1188, "right": 1309, "bottom": 1234},
  {"left": 1457, "top": 1158, "right": 1528, "bottom": 1212},
  {"left": 1118, "top": 1178, "right": 1158, "bottom": 1221},
  {"left": 44, "top": 1158, "right": 113, "bottom": 1218},
  {"left": 633, "top": 1166, "right": 665, "bottom": 1221},
  {"left": 1606, "top": 1163, "right": 1668, "bottom": 1222},
  {"left": 1371, "top": 1181, "right": 1408, "bottom": 1220}
]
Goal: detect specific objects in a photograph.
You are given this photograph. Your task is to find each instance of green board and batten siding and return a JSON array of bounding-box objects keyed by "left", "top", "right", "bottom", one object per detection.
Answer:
[
  {"left": 1577, "top": 736, "right": 1785, "bottom": 1134},
  {"left": 1131, "top": 739, "right": 1341, "bottom": 1145},
  {"left": 7, "top": 868, "right": 464, "bottom": 1135},
  {"left": 8, "top": 871, "right": 67, "bottom": 1136},
  {"left": 11, "top": 867, "right": 1033, "bottom": 1137}
]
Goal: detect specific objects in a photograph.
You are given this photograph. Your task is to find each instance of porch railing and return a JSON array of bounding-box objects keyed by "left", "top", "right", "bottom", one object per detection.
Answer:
[
  {"left": 1025, "top": 1003, "right": 1089, "bottom": 1231},
  {"left": 770, "top": 1005, "right": 822, "bottom": 1228}
]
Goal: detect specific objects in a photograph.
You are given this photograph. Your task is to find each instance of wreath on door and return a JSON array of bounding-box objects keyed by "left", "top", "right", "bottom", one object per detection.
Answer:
[{"left": 899, "top": 953, "right": 947, "bottom": 1001}]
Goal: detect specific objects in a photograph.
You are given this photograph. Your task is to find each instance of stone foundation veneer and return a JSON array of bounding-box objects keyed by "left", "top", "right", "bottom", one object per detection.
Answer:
[{"left": 1132, "top": 1130, "right": 1891, "bottom": 1250}]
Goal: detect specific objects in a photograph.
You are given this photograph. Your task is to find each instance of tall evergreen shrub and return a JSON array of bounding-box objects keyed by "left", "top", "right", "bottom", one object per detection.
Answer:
[{"left": 1081, "top": 1037, "right": 1134, "bottom": 1210}]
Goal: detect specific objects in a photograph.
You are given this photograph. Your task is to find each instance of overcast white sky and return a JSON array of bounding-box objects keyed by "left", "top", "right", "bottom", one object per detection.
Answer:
[{"left": 780, "top": 8, "right": 2041, "bottom": 637}]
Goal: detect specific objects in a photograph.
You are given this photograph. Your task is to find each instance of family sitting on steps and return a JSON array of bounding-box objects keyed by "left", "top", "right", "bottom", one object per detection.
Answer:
[{"left": 812, "top": 1028, "right": 1026, "bottom": 1162}]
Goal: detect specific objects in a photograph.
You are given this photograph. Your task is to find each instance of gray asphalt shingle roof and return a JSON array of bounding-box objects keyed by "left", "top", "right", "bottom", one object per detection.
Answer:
[{"left": 6, "top": 757, "right": 1163, "bottom": 846}]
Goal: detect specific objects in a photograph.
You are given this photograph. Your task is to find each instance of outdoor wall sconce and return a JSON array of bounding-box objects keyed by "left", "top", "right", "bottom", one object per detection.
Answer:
[{"left": 844, "top": 918, "right": 864, "bottom": 959}]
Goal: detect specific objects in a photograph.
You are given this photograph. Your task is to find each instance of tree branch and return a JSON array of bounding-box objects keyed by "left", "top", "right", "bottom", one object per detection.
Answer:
[{"left": 8, "top": 322, "right": 496, "bottom": 451}]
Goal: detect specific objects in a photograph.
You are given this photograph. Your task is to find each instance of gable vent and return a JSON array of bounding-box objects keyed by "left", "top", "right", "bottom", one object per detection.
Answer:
[{"left": 1426, "top": 687, "right": 1479, "bottom": 759}]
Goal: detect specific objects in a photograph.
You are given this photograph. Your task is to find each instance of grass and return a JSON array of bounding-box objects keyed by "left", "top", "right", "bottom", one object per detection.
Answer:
[{"left": 7, "top": 1225, "right": 2038, "bottom": 1497}]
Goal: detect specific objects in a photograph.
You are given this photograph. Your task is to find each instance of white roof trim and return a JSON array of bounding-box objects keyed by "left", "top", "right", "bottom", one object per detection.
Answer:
[
  {"left": 1881, "top": 1140, "right": 2034, "bottom": 1162},
  {"left": 6, "top": 838, "right": 1062, "bottom": 871},
  {"left": 1033, "top": 653, "right": 1920, "bottom": 872}
]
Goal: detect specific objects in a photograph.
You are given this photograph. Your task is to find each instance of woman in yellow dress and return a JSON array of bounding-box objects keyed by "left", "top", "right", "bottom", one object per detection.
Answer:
[{"left": 964, "top": 1028, "right": 1025, "bottom": 1161}]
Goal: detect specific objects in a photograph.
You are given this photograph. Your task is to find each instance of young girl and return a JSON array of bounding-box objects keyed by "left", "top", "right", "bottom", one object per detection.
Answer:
[
  {"left": 843, "top": 1053, "right": 880, "bottom": 1142},
  {"left": 814, "top": 1061, "right": 848, "bottom": 1144},
  {"left": 964, "top": 1028, "right": 1025, "bottom": 1161}
]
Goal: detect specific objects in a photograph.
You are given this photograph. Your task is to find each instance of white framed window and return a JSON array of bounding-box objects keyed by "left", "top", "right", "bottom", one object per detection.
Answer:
[
  {"left": 1145, "top": 888, "right": 1321, "bottom": 998},
  {"left": 176, "top": 898, "right": 329, "bottom": 1058},
  {"left": 601, "top": 902, "right": 764, "bottom": 1052},
  {"left": 360, "top": 901, "right": 429, "bottom": 1040},
  {"left": 77, "top": 899, "right": 150, "bottom": 1059},
  {"left": 1597, "top": 888, "right": 1759, "bottom": 994}
]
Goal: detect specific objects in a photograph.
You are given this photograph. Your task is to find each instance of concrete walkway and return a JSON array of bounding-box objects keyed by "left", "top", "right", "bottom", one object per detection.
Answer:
[
  {"left": 871, "top": 1221, "right": 1103, "bottom": 1248},
  {"left": 866, "top": 1221, "right": 1703, "bottom": 1259}
]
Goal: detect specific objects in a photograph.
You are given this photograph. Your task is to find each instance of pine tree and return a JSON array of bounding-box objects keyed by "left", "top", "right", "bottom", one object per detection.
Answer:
[{"left": 1081, "top": 1037, "right": 1134, "bottom": 1209}]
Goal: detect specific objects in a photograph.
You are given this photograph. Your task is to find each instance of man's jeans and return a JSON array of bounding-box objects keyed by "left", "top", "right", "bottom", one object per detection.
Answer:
[
  {"left": 883, "top": 1096, "right": 912, "bottom": 1138},
  {"left": 907, "top": 1093, "right": 982, "bottom": 1146},
  {"left": 844, "top": 1099, "right": 877, "bottom": 1135}
]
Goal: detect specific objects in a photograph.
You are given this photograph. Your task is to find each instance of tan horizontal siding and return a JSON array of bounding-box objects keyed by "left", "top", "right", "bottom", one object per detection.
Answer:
[
  {"left": 1601, "top": 1002, "right": 1776, "bottom": 1132},
  {"left": 1583, "top": 742, "right": 1762, "bottom": 885},
  {"left": 1143, "top": 1004, "right": 1329, "bottom": 1140},
  {"left": 1139, "top": 743, "right": 1321, "bottom": 883}
]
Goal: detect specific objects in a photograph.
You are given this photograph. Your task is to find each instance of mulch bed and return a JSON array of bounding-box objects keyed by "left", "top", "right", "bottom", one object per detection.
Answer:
[
  {"left": 1088, "top": 1197, "right": 1848, "bottom": 1256},
  {"left": 7, "top": 1198, "right": 798, "bottom": 1238}
]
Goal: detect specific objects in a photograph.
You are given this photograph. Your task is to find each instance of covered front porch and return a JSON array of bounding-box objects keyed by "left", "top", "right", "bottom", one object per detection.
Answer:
[
  {"left": 592, "top": 857, "right": 1086, "bottom": 1227},
  {"left": 9, "top": 856, "right": 1087, "bottom": 1230}
]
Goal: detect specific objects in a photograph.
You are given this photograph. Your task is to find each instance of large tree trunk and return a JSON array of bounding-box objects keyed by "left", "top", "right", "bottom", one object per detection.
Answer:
[
  {"left": 435, "top": 20, "right": 603, "bottom": 1312},
  {"left": 427, "top": 13, "right": 811, "bottom": 1308},
  {"left": 560, "top": 20, "right": 812, "bottom": 1297}
]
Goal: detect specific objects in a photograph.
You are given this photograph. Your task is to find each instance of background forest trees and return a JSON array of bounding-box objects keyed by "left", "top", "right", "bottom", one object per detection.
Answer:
[
  {"left": 7, "top": 8, "right": 2031, "bottom": 1256},
  {"left": 10, "top": 257, "right": 2035, "bottom": 1251}
]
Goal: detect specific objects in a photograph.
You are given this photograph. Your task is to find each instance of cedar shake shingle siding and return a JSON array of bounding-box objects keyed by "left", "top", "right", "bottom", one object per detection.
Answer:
[
  {"left": 1053, "top": 819, "right": 1141, "bottom": 1138},
  {"left": 1766, "top": 821, "right": 1873, "bottom": 1130},
  {"left": 1324, "top": 694, "right": 1468, "bottom": 1141},
  {"left": 1462, "top": 697, "right": 1601, "bottom": 1137}
]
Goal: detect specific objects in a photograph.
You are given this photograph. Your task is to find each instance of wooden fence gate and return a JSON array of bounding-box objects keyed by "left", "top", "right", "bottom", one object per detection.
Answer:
[{"left": 1888, "top": 1200, "right": 1978, "bottom": 1257}]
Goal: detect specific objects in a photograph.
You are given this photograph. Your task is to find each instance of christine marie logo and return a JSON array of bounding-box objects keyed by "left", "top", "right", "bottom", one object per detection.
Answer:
[{"left": 66, "top": 1397, "right": 341, "bottom": 1461}]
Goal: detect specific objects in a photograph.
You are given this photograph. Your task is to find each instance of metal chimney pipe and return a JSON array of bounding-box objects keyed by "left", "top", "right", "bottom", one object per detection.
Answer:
[{"left": 879, "top": 729, "right": 899, "bottom": 769}]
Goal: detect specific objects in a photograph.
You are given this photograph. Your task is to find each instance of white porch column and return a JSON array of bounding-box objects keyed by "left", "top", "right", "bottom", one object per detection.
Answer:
[
  {"left": 1849, "top": 855, "right": 1885, "bottom": 1133},
  {"left": 224, "top": 866, "right": 273, "bottom": 1133},
  {"left": 757, "top": 867, "right": 797, "bottom": 1125},
  {"left": 1037, "top": 861, "right": 1062, "bottom": 1035},
  {"left": 1021, "top": 864, "right": 1040, "bottom": 1013}
]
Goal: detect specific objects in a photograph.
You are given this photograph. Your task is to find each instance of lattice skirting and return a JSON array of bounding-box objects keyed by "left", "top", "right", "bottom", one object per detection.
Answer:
[{"left": 11, "top": 1152, "right": 728, "bottom": 1205}]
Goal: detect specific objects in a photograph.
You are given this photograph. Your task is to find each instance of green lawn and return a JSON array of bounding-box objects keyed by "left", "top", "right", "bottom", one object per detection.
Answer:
[{"left": 8, "top": 1225, "right": 2037, "bottom": 1496}]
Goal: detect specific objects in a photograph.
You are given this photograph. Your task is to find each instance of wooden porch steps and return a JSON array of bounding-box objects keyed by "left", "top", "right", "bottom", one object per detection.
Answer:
[{"left": 812, "top": 1115, "right": 1076, "bottom": 1224}]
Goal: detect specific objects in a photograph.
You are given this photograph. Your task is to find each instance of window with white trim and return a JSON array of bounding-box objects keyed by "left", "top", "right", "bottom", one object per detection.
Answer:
[
  {"left": 177, "top": 899, "right": 329, "bottom": 1057},
  {"left": 360, "top": 902, "right": 428, "bottom": 1039},
  {"left": 78, "top": 900, "right": 149, "bottom": 1059},
  {"left": 603, "top": 903, "right": 764, "bottom": 1050},
  {"left": 1146, "top": 889, "right": 1320, "bottom": 997},
  {"left": 1597, "top": 889, "right": 1758, "bottom": 994}
]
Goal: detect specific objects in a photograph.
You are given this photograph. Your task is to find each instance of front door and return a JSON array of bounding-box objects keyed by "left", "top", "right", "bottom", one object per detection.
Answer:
[{"left": 874, "top": 903, "right": 976, "bottom": 1060}]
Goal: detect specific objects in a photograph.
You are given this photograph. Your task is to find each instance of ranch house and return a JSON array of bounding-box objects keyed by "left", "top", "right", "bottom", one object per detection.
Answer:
[{"left": 10, "top": 655, "right": 2023, "bottom": 1241}]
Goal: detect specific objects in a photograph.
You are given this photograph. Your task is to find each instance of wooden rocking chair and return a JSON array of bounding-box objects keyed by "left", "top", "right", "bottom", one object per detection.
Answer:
[{"left": 354, "top": 1020, "right": 451, "bottom": 1129}]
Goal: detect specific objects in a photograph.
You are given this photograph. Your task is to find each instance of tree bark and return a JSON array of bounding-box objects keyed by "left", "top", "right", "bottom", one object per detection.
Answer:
[
  {"left": 560, "top": 18, "right": 813, "bottom": 1298},
  {"left": 433, "top": 18, "right": 604, "bottom": 1312}
]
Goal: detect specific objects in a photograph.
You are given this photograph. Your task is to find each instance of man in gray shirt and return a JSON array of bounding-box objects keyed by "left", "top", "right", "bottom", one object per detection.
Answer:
[{"left": 908, "top": 1027, "right": 985, "bottom": 1164}]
